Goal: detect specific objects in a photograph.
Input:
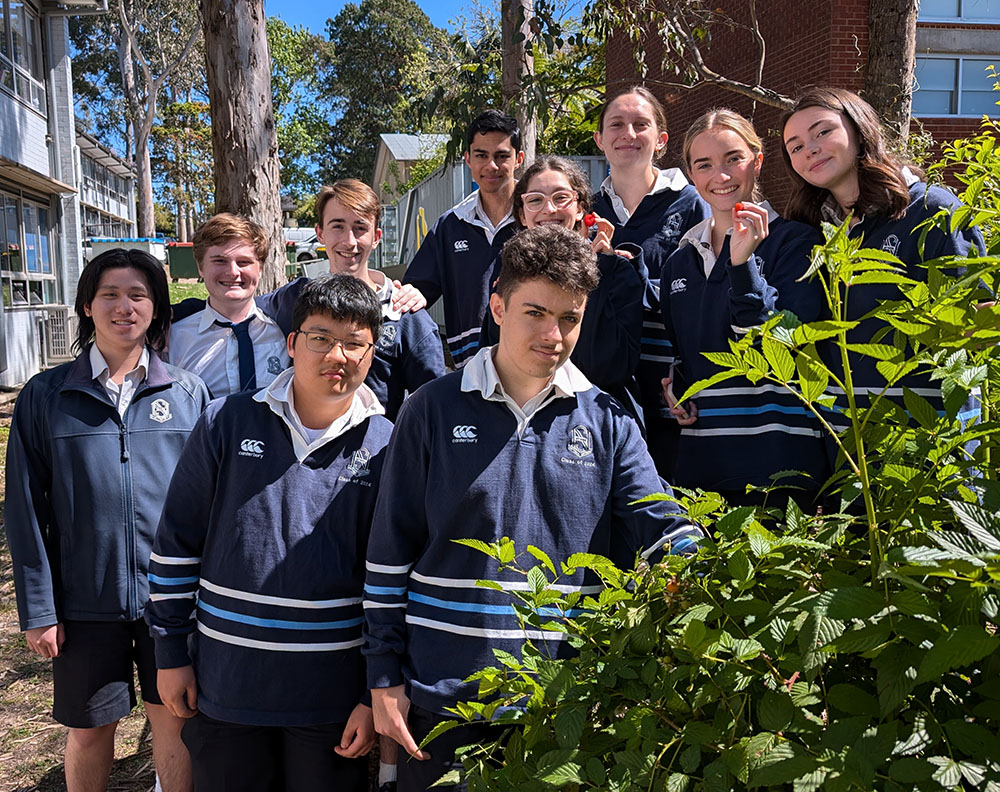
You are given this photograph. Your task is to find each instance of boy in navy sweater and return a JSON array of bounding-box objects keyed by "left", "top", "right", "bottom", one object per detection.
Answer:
[
  {"left": 402, "top": 110, "right": 525, "bottom": 367},
  {"left": 147, "top": 275, "right": 392, "bottom": 791},
  {"left": 365, "top": 225, "right": 703, "bottom": 792}
]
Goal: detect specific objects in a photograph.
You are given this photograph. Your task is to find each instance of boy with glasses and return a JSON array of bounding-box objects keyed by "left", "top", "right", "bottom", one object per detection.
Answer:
[{"left": 146, "top": 274, "right": 391, "bottom": 791}]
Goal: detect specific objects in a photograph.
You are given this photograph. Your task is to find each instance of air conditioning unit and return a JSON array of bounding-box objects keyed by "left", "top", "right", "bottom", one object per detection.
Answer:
[{"left": 43, "top": 307, "right": 77, "bottom": 365}]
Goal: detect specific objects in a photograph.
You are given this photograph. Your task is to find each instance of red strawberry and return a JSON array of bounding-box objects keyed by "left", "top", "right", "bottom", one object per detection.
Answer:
[{"left": 583, "top": 213, "right": 597, "bottom": 227}]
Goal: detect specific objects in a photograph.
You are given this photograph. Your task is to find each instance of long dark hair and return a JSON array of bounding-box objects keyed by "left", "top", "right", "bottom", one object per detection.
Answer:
[
  {"left": 780, "top": 87, "right": 917, "bottom": 227},
  {"left": 74, "top": 248, "right": 170, "bottom": 354}
]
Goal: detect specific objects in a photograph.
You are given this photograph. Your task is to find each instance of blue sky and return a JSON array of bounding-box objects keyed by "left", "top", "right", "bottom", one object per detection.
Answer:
[{"left": 264, "top": 0, "right": 470, "bottom": 34}]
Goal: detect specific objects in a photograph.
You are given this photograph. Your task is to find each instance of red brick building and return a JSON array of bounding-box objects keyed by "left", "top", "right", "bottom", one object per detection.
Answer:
[{"left": 605, "top": 0, "right": 1000, "bottom": 208}]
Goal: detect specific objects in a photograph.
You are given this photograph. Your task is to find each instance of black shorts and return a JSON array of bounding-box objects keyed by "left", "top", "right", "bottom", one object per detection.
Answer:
[{"left": 51, "top": 619, "right": 161, "bottom": 728}]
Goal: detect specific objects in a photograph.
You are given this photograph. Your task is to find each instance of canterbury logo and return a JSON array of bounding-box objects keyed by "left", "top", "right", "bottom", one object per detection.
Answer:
[
  {"left": 454, "top": 240, "right": 470, "bottom": 252},
  {"left": 451, "top": 425, "right": 478, "bottom": 442},
  {"left": 238, "top": 438, "right": 265, "bottom": 458},
  {"left": 670, "top": 278, "right": 687, "bottom": 294}
]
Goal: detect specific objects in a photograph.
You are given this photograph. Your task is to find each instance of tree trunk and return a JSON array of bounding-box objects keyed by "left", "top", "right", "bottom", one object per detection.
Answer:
[
  {"left": 501, "top": 0, "right": 537, "bottom": 163},
  {"left": 863, "top": 0, "right": 918, "bottom": 144},
  {"left": 200, "top": 0, "right": 285, "bottom": 291}
]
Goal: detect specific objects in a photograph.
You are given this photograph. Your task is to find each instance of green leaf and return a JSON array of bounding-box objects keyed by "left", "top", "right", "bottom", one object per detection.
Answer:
[
  {"left": 565, "top": 552, "right": 613, "bottom": 571},
  {"left": 554, "top": 706, "right": 586, "bottom": 748},
  {"left": 948, "top": 500, "right": 1000, "bottom": 551},
  {"left": 845, "top": 342, "right": 902, "bottom": 361},
  {"left": 535, "top": 749, "right": 583, "bottom": 785},
  {"left": 826, "top": 621, "right": 891, "bottom": 653},
  {"left": 585, "top": 757, "right": 606, "bottom": 784},
  {"left": 903, "top": 387, "right": 940, "bottom": 430},
  {"left": 682, "top": 721, "right": 720, "bottom": 746},
  {"left": 451, "top": 538, "right": 496, "bottom": 557},
  {"left": 680, "top": 744, "right": 701, "bottom": 773},
  {"left": 526, "top": 565, "right": 548, "bottom": 594},
  {"left": 748, "top": 741, "right": 817, "bottom": 787},
  {"left": 684, "top": 619, "right": 707, "bottom": 650},
  {"left": 943, "top": 719, "right": 1000, "bottom": 757},
  {"left": 889, "top": 757, "right": 934, "bottom": 783},
  {"left": 795, "top": 351, "right": 830, "bottom": 403},
  {"left": 666, "top": 772, "right": 692, "bottom": 792},
  {"left": 929, "top": 756, "right": 962, "bottom": 789},
  {"left": 419, "top": 717, "right": 463, "bottom": 748},
  {"left": 762, "top": 336, "right": 795, "bottom": 381},
  {"left": 758, "top": 690, "right": 795, "bottom": 732},
  {"left": 873, "top": 644, "right": 919, "bottom": 716},
  {"left": 790, "top": 320, "right": 855, "bottom": 345},
  {"left": 798, "top": 587, "right": 885, "bottom": 619},
  {"left": 747, "top": 524, "right": 777, "bottom": 557},
  {"left": 526, "top": 545, "right": 557, "bottom": 576},
  {"left": 727, "top": 549, "right": 752, "bottom": 581},
  {"left": 497, "top": 538, "right": 516, "bottom": 564},
  {"left": 917, "top": 625, "right": 1000, "bottom": 682}
]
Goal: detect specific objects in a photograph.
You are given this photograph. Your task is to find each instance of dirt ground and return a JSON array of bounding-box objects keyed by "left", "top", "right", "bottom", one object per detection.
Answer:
[{"left": 0, "top": 406, "right": 156, "bottom": 792}]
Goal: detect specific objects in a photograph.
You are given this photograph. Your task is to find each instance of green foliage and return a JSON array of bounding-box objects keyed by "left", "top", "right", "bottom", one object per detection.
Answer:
[
  {"left": 420, "top": 1, "right": 604, "bottom": 164},
  {"left": 445, "top": 123, "right": 1000, "bottom": 790},
  {"left": 315, "top": 0, "right": 452, "bottom": 182},
  {"left": 151, "top": 100, "right": 214, "bottom": 223},
  {"left": 267, "top": 17, "right": 329, "bottom": 199}
]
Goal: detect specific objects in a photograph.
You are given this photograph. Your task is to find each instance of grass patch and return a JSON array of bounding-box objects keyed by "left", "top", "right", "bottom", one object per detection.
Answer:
[{"left": 168, "top": 281, "right": 208, "bottom": 302}]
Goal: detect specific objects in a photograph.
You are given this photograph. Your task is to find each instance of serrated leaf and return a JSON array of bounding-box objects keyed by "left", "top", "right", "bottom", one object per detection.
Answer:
[
  {"left": 930, "top": 757, "right": 962, "bottom": 789},
  {"left": 758, "top": 690, "right": 795, "bottom": 731},
  {"left": 685, "top": 619, "right": 706, "bottom": 649},
  {"left": 889, "top": 757, "right": 934, "bottom": 783},
  {"left": 917, "top": 625, "right": 1000, "bottom": 682},
  {"left": 873, "top": 644, "right": 919, "bottom": 715},
  {"left": 526, "top": 545, "right": 557, "bottom": 576},
  {"left": 565, "top": 552, "right": 613, "bottom": 571},
  {"left": 845, "top": 342, "right": 903, "bottom": 361},
  {"left": 419, "top": 717, "right": 463, "bottom": 748},
  {"left": 826, "top": 621, "right": 891, "bottom": 653},
  {"left": 762, "top": 336, "right": 795, "bottom": 381},
  {"left": 680, "top": 744, "right": 701, "bottom": 773},
  {"left": 749, "top": 741, "right": 817, "bottom": 787},
  {"left": 728, "top": 549, "right": 752, "bottom": 581},
  {"left": 682, "top": 721, "right": 720, "bottom": 746},
  {"left": 497, "top": 538, "right": 516, "bottom": 564},
  {"left": 452, "top": 538, "right": 496, "bottom": 557},
  {"left": 948, "top": 500, "right": 1000, "bottom": 551},
  {"left": 536, "top": 749, "right": 582, "bottom": 785},
  {"left": 526, "top": 565, "right": 548, "bottom": 594},
  {"left": 747, "top": 524, "right": 777, "bottom": 557},
  {"left": 667, "top": 772, "right": 692, "bottom": 792},
  {"left": 903, "top": 387, "right": 941, "bottom": 430},
  {"left": 790, "top": 320, "right": 855, "bottom": 345},
  {"left": 554, "top": 706, "right": 585, "bottom": 748},
  {"left": 798, "top": 587, "right": 885, "bottom": 619}
]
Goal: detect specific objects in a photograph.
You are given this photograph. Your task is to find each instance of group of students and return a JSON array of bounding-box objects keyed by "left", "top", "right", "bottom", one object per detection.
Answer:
[{"left": 4, "top": 82, "right": 983, "bottom": 792}]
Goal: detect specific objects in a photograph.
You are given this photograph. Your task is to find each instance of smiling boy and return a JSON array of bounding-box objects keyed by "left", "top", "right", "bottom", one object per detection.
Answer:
[
  {"left": 147, "top": 274, "right": 392, "bottom": 791},
  {"left": 364, "top": 225, "right": 703, "bottom": 792},
  {"left": 401, "top": 110, "right": 525, "bottom": 367},
  {"left": 167, "top": 213, "right": 289, "bottom": 398}
]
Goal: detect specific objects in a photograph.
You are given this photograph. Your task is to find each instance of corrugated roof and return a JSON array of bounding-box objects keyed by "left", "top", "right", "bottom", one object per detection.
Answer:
[{"left": 379, "top": 133, "right": 449, "bottom": 161}]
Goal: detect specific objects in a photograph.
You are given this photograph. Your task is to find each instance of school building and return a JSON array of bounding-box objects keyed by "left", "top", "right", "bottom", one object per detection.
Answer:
[
  {"left": 0, "top": 0, "right": 132, "bottom": 388},
  {"left": 605, "top": 0, "right": 1000, "bottom": 206}
]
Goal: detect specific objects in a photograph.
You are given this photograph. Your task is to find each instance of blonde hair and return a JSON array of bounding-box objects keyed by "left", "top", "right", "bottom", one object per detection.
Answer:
[
  {"left": 192, "top": 213, "right": 269, "bottom": 266},
  {"left": 682, "top": 108, "right": 764, "bottom": 201},
  {"left": 315, "top": 179, "right": 381, "bottom": 228}
]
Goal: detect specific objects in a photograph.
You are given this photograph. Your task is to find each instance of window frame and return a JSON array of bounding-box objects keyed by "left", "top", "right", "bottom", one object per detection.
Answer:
[
  {"left": 919, "top": 0, "right": 1000, "bottom": 22},
  {"left": 913, "top": 53, "right": 1000, "bottom": 118},
  {"left": 1, "top": 188, "right": 60, "bottom": 309},
  {"left": 0, "top": 0, "right": 47, "bottom": 117}
]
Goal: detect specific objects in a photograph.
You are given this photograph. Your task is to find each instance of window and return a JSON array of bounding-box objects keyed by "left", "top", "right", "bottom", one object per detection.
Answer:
[
  {"left": 920, "top": 0, "right": 1000, "bottom": 19},
  {"left": 0, "top": 1, "right": 46, "bottom": 115},
  {"left": 914, "top": 56, "right": 1000, "bottom": 116},
  {"left": 1, "top": 190, "right": 57, "bottom": 308}
]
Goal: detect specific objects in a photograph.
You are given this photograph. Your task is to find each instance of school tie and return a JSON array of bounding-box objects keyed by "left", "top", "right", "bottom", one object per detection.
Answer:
[{"left": 214, "top": 318, "right": 257, "bottom": 391}]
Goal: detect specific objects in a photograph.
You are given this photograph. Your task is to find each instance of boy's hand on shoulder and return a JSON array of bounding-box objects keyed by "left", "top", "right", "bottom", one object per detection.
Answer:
[
  {"left": 335, "top": 703, "right": 377, "bottom": 758},
  {"left": 372, "top": 685, "right": 429, "bottom": 760},
  {"left": 392, "top": 282, "right": 428, "bottom": 313},
  {"left": 157, "top": 666, "right": 198, "bottom": 719}
]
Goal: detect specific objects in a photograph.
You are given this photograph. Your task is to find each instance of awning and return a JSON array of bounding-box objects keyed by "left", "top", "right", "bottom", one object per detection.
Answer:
[{"left": 0, "top": 155, "right": 77, "bottom": 196}]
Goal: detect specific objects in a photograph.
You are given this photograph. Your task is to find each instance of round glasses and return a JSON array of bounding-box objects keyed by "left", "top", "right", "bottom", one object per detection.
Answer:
[
  {"left": 295, "top": 331, "right": 373, "bottom": 360},
  {"left": 521, "top": 190, "right": 578, "bottom": 212}
]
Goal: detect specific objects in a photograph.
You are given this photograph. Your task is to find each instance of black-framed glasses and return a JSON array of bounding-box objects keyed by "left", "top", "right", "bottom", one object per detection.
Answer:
[
  {"left": 521, "top": 190, "right": 578, "bottom": 212},
  {"left": 295, "top": 331, "right": 373, "bottom": 360}
]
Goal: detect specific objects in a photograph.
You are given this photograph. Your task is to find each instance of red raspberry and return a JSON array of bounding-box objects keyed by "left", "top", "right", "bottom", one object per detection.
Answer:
[
  {"left": 734, "top": 202, "right": 745, "bottom": 212},
  {"left": 583, "top": 213, "right": 597, "bottom": 227}
]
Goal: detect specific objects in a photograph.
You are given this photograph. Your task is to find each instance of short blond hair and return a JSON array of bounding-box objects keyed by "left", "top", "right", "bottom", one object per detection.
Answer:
[
  {"left": 315, "top": 180, "right": 381, "bottom": 228},
  {"left": 192, "top": 213, "right": 269, "bottom": 265}
]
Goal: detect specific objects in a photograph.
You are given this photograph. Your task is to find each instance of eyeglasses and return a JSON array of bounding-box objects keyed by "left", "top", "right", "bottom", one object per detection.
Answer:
[
  {"left": 521, "top": 190, "right": 578, "bottom": 212},
  {"left": 295, "top": 331, "right": 373, "bottom": 360}
]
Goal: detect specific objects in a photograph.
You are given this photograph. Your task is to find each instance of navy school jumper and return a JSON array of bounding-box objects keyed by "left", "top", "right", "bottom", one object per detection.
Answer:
[
  {"left": 478, "top": 243, "right": 646, "bottom": 424},
  {"left": 819, "top": 181, "right": 985, "bottom": 433},
  {"left": 592, "top": 175, "right": 712, "bottom": 476},
  {"left": 146, "top": 389, "right": 393, "bottom": 726},
  {"left": 402, "top": 191, "right": 518, "bottom": 366},
  {"left": 363, "top": 355, "right": 704, "bottom": 715},
  {"left": 660, "top": 214, "right": 828, "bottom": 493}
]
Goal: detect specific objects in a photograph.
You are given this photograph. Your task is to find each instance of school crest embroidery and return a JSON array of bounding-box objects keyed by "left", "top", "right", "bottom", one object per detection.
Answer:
[
  {"left": 149, "top": 398, "right": 172, "bottom": 424},
  {"left": 882, "top": 234, "right": 901, "bottom": 256},
  {"left": 661, "top": 213, "right": 683, "bottom": 242},
  {"left": 267, "top": 356, "right": 283, "bottom": 375},
  {"left": 346, "top": 447, "right": 372, "bottom": 477},
  {"left": 379, "top": 324, "right": 397, "bottom": 348},
  {"left": 567, "top": 425, "right": 594, "bottom": 459}
]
